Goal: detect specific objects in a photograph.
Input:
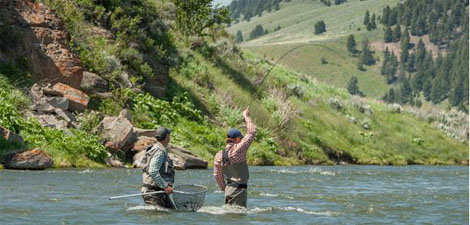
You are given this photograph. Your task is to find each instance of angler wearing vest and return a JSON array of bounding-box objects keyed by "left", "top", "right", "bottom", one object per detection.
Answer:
[
  {"left": 214, "top": 107, "right": 256, "bottom": 207},
  {"left": 141, "top": 126, "right": 175, "bottom": 208}
]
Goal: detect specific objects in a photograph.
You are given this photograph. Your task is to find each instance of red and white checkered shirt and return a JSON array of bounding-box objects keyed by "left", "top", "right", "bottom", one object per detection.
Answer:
[{"left": 213, "top": 115, "right": 256, "bottom": 191}]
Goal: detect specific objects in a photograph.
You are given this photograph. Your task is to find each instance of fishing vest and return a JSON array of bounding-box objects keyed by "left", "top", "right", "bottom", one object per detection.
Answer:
[
  {"left": 142, "top": 142, "right": 175, "bottom": 189},
  {"left": 222, "top": 144, "right": 249, "bottom": 187}
]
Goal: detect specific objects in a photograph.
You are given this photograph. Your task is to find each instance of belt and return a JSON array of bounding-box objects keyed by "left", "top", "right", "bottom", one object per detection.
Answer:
[{"left": 227, "top": 181, "right": 248, "bottom": 189}]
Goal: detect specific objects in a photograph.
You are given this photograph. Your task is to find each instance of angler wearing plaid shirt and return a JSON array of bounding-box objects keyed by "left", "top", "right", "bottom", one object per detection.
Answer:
[
  {"left": 141, "top": 126, "right": 175, "bottom": 208},
  {"left": 214, "top": 107, "right": 256, "bottom": 207}
]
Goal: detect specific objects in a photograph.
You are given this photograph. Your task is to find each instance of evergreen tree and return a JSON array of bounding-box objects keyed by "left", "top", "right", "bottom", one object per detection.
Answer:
[
  {"left": 347, "top": 76, "right": 364, "bottom": 96},
  {"left": 314, "top": 20, "right": 326, "bottom": 34},
  {"left": 392, "top": 24, "right": 401, "bottom": 42},
  {"left": 401, "top": 28, "right": 410, "bottom": 49},
  {"left": 415, "top": 39, "right": 426, "bottom": 64},
  {"left": 381, "top": 6, "right": 391, "bottom": 25},
  {"left": 235, "top": 30, "right": 243, "bottom": 43},
  {"left": 370, "top": 13, "right": 377, "bottom": 29},
  {"left": 384, "top": 26, "right": 393, "bottom": 43},
  {"left": 364, "top": 10, "right": 370, "bottom": 26},
  {"left": 388, "top": 9, "right": 398, "bottom": 26},
  {"left": 346, "top": 34, "right": 357, "bottom": 54},
  {"left": 399, "top": 78, "right": 413, "bottom": 104},
  {"left": 406, "top": 53, "right": 415, "bottom": 72},
  {"left": 249, "top": 24, "right": 265, "bottom": 39},
  {"left": 360, "top": 39, "right": 375, "bottom": 65}
]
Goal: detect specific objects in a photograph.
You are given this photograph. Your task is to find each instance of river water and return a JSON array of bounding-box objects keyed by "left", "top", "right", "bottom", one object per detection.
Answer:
[{"left": 0, "top": 166, "right": 468, "bottom": 224}]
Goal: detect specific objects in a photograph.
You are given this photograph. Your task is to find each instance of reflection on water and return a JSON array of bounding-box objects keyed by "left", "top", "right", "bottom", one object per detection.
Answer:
[{"left": 0, "top": 166, "right": 468, "bottom": 225}]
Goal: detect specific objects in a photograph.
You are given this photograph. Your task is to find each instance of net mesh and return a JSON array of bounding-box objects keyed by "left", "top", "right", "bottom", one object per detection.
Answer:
[{"left": 172, "top": 184, "right": 207, "bottom": 211}]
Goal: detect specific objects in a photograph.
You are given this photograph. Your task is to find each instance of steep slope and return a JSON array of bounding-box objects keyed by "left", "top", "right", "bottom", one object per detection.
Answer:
[
  {"left": 0, "top": 0, "right": 467, "bottom": 168},
  {"left": 228, "top": 0, "right": 401, "bottom": 98}
]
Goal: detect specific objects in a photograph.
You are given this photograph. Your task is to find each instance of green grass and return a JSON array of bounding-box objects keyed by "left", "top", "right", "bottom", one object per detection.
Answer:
[
  {"left": 227, "top": 0, "right": 401, "bottom": 98},
  {"left": 229, "top": 0, "right": 400, "bottom": 45}
]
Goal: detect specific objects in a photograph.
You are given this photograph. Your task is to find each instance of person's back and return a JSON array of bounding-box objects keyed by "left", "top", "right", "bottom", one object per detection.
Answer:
[{"left": 213, "top": 107, "right": 256, "bottom": 207}]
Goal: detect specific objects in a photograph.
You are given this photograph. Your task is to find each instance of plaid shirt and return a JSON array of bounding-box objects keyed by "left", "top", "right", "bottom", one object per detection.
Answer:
[
  {"left": 213, "top": 115, "right": 256, "bottom": 191},
  {"left": 148, "top": 142, "right": 169, "bottom": 189}
]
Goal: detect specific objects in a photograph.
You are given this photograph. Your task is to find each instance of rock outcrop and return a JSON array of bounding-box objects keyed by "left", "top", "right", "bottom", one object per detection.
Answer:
[
  {"left": 52, "top": 82, "right": 90, "bottom": 112},
  {"left": 95, "top": 109, "right": 137, "bottom": 152},
  {"left": 3, "top": 149, "right": 53, "bottom": 170},
  {"left": 131, "top": 137, "right": 208, "bottom": 170},
  {"left": 168, "top": 145, "right": 208, "bottom": 170},
  {"left": 29, "top": 83, "right": 85, "bottom": 132},
  {"left": 81, "top": 71, "right": 108, "bottom": 93},
  {"left": 0, "top": 0, "right": 83, "bottom": 88}
]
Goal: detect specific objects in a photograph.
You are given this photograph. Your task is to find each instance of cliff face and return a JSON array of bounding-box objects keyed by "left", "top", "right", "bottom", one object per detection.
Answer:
[{"left": 0, "top": 0, "right": 83, "bottom": 88}]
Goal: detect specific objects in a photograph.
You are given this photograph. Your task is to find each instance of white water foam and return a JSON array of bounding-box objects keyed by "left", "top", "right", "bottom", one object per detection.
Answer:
[
  {"left": 198, "top": 205, "right": 339, "bottom": 216},
  {"left": 79, "top": 169, "right": 92, "bottom": 174},
  {"left": 250, "top": 207, "right": 340, "bottom": 216},
  {"left": 127, "top": 205, "right": 171, "bottom": 212},
  {"left": 270, "top": 168, "right": 337, "bottom": 176},
  {"left": 260, "top": 192, "right": 279, "bottom": 197},
  {"left": 198, "top": 205, "right": 248, "bottom": 215}
]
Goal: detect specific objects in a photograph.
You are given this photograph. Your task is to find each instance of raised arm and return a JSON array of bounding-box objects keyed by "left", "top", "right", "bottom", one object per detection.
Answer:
[{"left": 230, "top": 107, "right": 256, "bottom": 161}]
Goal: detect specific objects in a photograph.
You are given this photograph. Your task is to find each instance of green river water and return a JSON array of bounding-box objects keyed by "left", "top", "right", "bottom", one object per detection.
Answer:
[{"left": 0, "top": 166, "right": 468, "bottom": 224}]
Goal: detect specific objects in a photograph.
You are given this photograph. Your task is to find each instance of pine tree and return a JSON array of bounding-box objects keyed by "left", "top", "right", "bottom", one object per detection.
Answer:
[
  {"left": 384, "top": 26, "right": 393, "bottom": 43},
  {"left": 381, "top": 6, "right": 391, "bottom": 25},
  {"left": 347, "top": 76, "right": 364, "bottom": 96},
  {"left": 235, "top": 30, "right": 243, "bottom": 43},
  {"left": 392, "top": 24, "right": 401, "bottom": 42},
  {"left": 370, "top": 13, "right": 377, "bottom": 29},
  {"left": 346, "top": 34, "right": 357, "bottom": 55},
  {"left": 401, "top": 28, "right": 410, "bottom": 50},
  {"left": 364, "top": 10, "right": 370, "bottom": 26},
  {"left": 360, "top": 39, "right": 375, "bottom": 66},
  {"left": 415, "top": 39, "right": 426, "bottom": 64},
  {"left": 314, "top": 20, "right": 326, "bottom": 34},
  {"left": 388, "top": 9, "right": 398, "bottom": 26},
  {"left": 406, "top": 53, "right": 415, "bottom": 72},
  {"left": 400, "top": 78, "right": 412, "bottom": 104}
]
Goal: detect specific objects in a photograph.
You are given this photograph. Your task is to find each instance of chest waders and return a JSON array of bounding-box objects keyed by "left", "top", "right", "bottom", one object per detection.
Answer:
[
  {"left": 222, "top": 144, "right": 249, "bottom": 207},
  {"left": 141, "top": 143, "right": 175, "bottom": 208}
]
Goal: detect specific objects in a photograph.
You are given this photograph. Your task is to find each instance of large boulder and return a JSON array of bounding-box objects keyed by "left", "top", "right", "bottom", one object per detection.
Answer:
[
  {"left": 133, "top": 128, "right": 156, "bottom": 138},
  {"left": 81, "top": 71, "right": 108, "bottom": 93},
  {"left": 52, "top": 82, "right": 89, "bottom": 112},
  {"left": 168, "top": 145, "right": 208, "bottom": 170},
  {"left": 132, "top": 136, "right": 157, "bottom": 152},
  {"left": 95, "top": 109, "right": 137, "bottom": 152},
  {"left": 3, "top": 149, "right": 53, "bottom": 170},
  {"left": 132, "top": 144, "right": 208, "bottom": 170}
]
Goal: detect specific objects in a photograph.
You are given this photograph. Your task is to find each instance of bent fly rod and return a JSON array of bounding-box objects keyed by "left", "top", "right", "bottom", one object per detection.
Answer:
[{"left": 248, "top": 42, "right": 346, "bottom": 105}]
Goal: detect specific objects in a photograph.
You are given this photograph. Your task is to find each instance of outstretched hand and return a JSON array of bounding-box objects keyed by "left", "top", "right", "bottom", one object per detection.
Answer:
[
  {"left": 164, "top": 186, "right": 174, "bottom": 194},
  {"left": 243, "top": 107, "right": 250, "bottom": 117}
]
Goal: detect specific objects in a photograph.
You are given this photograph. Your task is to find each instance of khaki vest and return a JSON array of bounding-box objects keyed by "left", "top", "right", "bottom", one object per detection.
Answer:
[
  {"left": 222, "top": 144, "right": 249, "bottom": 185},
  {"left": 142, "top": 143, "right": 174, "bottom": 189}
]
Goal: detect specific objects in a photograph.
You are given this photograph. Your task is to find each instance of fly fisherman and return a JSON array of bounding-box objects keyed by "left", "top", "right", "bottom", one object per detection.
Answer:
[
  {"left": 141, "top": 126, "right": 175, "bottom": 208},
  {"left": 214, "top": 107, "right": 256, "bottom": 208}
]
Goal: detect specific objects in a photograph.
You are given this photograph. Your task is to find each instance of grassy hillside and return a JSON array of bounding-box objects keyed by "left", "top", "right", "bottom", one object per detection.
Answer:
[
  {"left": 227, "top": 0, "right": 402, "bottom": 98},
  {"left": 169, "top": 46, "right": 468, "bottom": 165},
  {"left": 0, "top": 0, "right": 467, "bottom": 168}
]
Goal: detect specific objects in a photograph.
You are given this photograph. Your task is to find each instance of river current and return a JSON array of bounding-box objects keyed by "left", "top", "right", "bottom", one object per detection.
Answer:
[{"left": 0, "top": 166, "right": 468, "bottom": 224}]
